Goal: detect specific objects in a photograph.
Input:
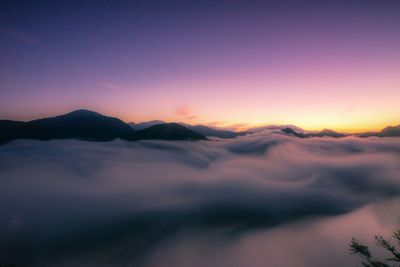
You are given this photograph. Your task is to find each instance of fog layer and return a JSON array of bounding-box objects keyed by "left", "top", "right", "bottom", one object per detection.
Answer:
[{"left": 1, "top": 132, "right": 400, "bottom": 266}]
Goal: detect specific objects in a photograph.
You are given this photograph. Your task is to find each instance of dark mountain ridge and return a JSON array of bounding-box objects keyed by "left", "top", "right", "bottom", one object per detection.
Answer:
[
  {"left": 26, "top": 109, "right": 134, "bottom": 141},
  {"left": 281, "top": 127, "right": 346, "bottom": 138},
  {"left": 122, "top": 123, "right": 207, "bottom": 141},
  {"left": 357, "top": 125, "right": 400, "bottom": 138},
  {"left": 1, "top": 110, "right": 398, "bottom": 144},
  {"left": 378, "top": 125, "right": 400, "bottom": 137},
  {"left": 0, "top": 110, "right": 207, "bottom": 144},
  {"left": 181, "top": 124, "right": 239, "bottom": 138},
  {"left": 130, "top": 121, "right": 239, "bottom": 139},
  {"left": 282, "top": 125, "right": 400, "bottom": 139},
  {"left": 129, "top": 120, "right": 165, "bottom": 131},
  {"left": 0, "top": 110, "right": 134, "bottom": 144}
]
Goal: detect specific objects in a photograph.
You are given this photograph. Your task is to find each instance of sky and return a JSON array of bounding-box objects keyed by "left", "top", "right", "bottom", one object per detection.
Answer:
[{"left": 0, "top": 0, "right": 399, "bottom": 132}]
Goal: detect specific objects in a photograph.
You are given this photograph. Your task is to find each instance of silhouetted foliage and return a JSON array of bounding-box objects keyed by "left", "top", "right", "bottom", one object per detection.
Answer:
[{"left": 350, "top": 226, "right": 400, "bottom": 267}]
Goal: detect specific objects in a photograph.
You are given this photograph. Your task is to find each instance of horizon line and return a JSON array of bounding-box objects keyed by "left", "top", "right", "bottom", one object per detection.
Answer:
[{"left": 1, "top": 108, "right": 398, "bottom": 134}]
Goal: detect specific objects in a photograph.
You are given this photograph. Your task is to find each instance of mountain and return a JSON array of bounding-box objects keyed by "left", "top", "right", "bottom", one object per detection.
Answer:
[
  {"left": 129, "top": 120, "right": 165, "bottom": 131},
  {"left": 357, "top": 125, "right": 400, "bottom": 138},
  {"left": 281, "top": 127, "right": 346, "bottom": 138},
  {"left": 0, "top": 110, "right": 134, "bottom": 144},
  {"left": 357, "top": 131, "right": 379, "bottom": 138},
  {"left": 130, "top": 121, "right": 239, "bottom": 139},
  {"left": 281, "top": 127, "right": 307, "bottom": 138},
  {"left": 0, "top": 110, "right": 209, "bottom": 144},
  {"left": 182, "top": 124, "right": 239, "bottom": 138},
  {"left": 378, "top": 125, "right": 400, "bottom": 137},
  {"left": 242, "top": 125, "right": 305, "bottom": 135},
  {"left": 0, "top": 120, "right": 28, "bottom": 144},
  {"left": 187, "top": 125, "right": 238, "bottom": 138},
  {"left": 2, "top": 110, "right": 397, "bottom": 144},
  {"left": 122, "top": 123, "right": 207, "bottom": 141},
  {"left": 27, "top": 110, "right": 134, "bottom": 140},
  {"left": 308, "top": 129, "right": 346, "bottom": 138}
]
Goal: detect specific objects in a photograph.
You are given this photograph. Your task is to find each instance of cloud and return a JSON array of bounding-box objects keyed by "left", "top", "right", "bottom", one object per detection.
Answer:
[
  {"left": 0, "top": 26, "right": 40, "bottom": 45},
  {"left": 174, "top": 105, "right": 198, "bottom": 121},
  {"left": 185, "top": 115, "right": 198, "bottom": 120},
  {"left": 174, "top": 105, "right": 192, "bottom": 117},
  {"left": 222, "top": 123, "right": 251, "bottom": 131},
  {"left": 345, "top": 104, "right": 355, "bottom": 113},
  {"left": 103, "top": 82, "right": 121, "bottom": 90},
  {"left": 202, "top": 122, "right": 250, "bottom": 131},
  {"left": 0, "top": 135, "right": 400, "bottom": 266}
]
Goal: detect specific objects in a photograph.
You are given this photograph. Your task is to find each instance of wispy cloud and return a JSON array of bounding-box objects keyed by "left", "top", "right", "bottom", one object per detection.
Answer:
[
  {"left": 209, "top": 122, "right": 250, "bottom": 131},
  {"left": 345, "top": 104, "right": 355, "bottom": 113},
  {"left": 174, "top": 105, "right": 198, "bottom": 120},
  {"left": 0, "top": 26, "right": 40, "bottom": 45},
  {"left": 103, "top": 82, "right": 121, "bottom": 90},
  {"left": 174, "top": 105, "right": 191, "bottom": 117},
  {"left": 185, "top": 115, "right": 198, "bottom": 120}
]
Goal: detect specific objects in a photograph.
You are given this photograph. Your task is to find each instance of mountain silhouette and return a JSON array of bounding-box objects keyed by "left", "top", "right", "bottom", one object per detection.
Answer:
[
  {"left": 0, "top": 109, "right": 134, "bottom": 144},
  {"left": 129, "top": 120, "right": 165, "bottom": 131},
  {"left": 357, "top": 125, "right": 400, "bottom": 138},
  {"left": 1, "top": 110, "right": 398, "bottom": 144},
  {"left": 378, "top": 125, "right": 400, "bottom": 137},
  {"left": 309, "top": 129, "right": 346, "bottom": 138},
  {"left": 281, "top": 127, "right": 307, "bottom": 138},
  {"left": 0, "top": 120, "right": 28, "bottom": 144},
  {"left": 130, "top": 121, "right": 238, "bottom": 139},
  {"left": 122, "top": 123, "right": 207, "bottom": 141},
  {"left": 28, "top": 110, "right": 134, "bottom": 140},
  {"left": 181, "top": 124, "right": 239, "bottom": 138},
  {"left": 281, "top": 127, "right": 346, "bottom": 138},
  {"left": 245, "top": 125, "right": 304, "bottom": 134},
  {"left": 0, "top": 110, "right": 210, "bottom": 144}
]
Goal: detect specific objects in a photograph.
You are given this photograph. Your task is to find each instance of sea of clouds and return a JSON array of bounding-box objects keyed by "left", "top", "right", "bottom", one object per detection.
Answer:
[{"left": 1, "top": 132, "right": 400, "bottom": 266}]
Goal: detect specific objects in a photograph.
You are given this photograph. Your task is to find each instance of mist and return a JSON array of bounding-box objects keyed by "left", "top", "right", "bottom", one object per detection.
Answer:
[{"left": 1, "top": 132, "right": 400, "bottom": 266}]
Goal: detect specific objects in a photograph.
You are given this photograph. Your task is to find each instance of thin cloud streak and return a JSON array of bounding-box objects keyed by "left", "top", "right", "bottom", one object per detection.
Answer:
[
  {"left": 0, "top": 26, "right": 40, "bottom": 45},
  {"left": 174, "top": 105, "right": 199, "bottom": 121},
  {"left": 103, "top": 82, "right": 122, "bottom": 90},
  {"left": 175, "top": 105, "right": 191, "bottom": 117}
]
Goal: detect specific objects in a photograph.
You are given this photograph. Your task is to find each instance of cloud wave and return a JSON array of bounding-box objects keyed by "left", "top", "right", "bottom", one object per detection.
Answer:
[{"left": 0, "top": 133, "right": 400, "bottom": 266}]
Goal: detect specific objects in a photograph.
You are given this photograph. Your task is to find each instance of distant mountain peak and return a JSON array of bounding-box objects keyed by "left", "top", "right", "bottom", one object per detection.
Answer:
[
  {"left": 129, "top": 121, "right": 239, "bottom": 138},
  {"left": 281, "top": 127, "right": 346, "bottom": 138},
  {"left": 61, "top": 109, "right": 104, "bottom": 118},
  {"left": 378, "top": 124, "right": 400, "bottom": 137},
  {"left": 320, "top": 128, "right": 335, "bottom": 133},
  {"left": 281, "top": 127, "right": 306, "bottom": 138},
  {"left": 129, "top": 120, "right": 166, "bottom": 131},
  {"left": 123, "top": 123, "right": 207, "bottom": 141},
  {"left": 0, "top": 109, "right": 134, "bottom": 144}
]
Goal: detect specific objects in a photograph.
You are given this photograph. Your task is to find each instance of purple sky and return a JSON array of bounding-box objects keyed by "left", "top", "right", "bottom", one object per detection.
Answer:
[{"left": 1, "top": 0, "right": 399, "bottom": 131}]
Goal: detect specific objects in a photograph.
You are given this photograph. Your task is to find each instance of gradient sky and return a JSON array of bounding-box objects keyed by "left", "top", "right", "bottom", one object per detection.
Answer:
[{"left": 1, "top": 0, "right": 399, "bottom": 132}]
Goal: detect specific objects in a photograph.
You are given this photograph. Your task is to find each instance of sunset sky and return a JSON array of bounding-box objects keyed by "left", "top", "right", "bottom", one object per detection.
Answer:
[{"left": 1, "top": 0, "right": 399, "bottom": 132}]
